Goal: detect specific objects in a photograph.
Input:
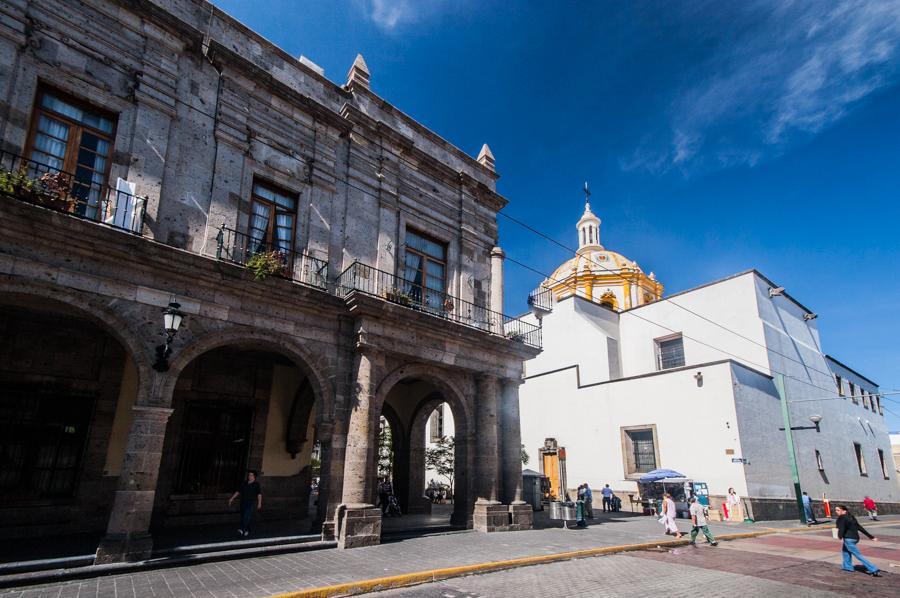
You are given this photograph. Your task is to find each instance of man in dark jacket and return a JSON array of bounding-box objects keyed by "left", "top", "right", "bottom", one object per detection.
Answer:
[
  {"left": 228, "top": 470, "right": 263, "bottom": 537},
  {"left": 835, "top": 505, "right": 881, "bottom": 576}
]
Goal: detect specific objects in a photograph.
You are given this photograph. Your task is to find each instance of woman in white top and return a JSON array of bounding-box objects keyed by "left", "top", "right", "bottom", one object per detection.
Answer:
[
  {"left": 727, "top": 487, "right": 743, "bottom": 522},
  {"left": 660, "top": 493, "right": 682, "bottom": 538}
]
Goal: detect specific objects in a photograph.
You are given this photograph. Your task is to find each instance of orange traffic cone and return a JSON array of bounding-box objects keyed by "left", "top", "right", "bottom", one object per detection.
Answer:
[{"left": 823, "top": 496, "right": 831, "bottom": 518}]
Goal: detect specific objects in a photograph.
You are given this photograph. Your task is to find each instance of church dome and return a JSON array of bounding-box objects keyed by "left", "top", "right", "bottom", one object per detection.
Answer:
[{"left": 541, "top": 194, "right": 663, "bottom": 311}]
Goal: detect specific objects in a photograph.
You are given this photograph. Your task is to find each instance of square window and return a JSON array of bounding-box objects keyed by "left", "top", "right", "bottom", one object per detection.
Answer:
[
  {"left": 621, "top": 426, "right": 659, "bottom": 477},
  {"left": 655, "top": 335, "right": 685, "bottom": 370}
]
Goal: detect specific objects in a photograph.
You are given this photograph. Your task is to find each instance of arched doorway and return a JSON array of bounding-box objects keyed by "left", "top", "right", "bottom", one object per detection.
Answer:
[
  {"left": 0, "top": 296, "right": 144, "bottom": 558},
  {"left": 154, "top": 342, "right": 324, "bottom": 536},
  {"left": 375, "top": 372, "right": 470, "bottom": 530}
]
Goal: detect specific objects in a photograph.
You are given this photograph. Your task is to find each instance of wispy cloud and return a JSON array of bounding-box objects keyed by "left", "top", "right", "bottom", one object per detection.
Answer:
[
  {"left": 366, "top": 0, "right": 460, "bottom": 31},
  {"left": 369, "top": 0, "right": 416, "bottom": 30},
  {"left": 622, "top": 0, "right": 900, "bottom": 176}
]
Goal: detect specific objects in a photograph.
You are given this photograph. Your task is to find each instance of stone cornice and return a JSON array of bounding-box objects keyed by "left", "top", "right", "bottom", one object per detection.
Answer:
[
  {"left": 346, "top": 83, "right": 500, "bottom": 183},
  {"left": 342, "top": 104, "right": 508, "bottom": 213},
  {"left": 205, "top": 40, "right": 352, "bottom": 137},
  {"left": 345, "top": 291, "right": 539, "bottom": 369}
]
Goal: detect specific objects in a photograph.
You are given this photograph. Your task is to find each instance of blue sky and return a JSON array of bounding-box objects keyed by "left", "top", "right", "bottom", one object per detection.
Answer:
[{"left": 211, "top": 0, "right": 900, "bottom": 430}]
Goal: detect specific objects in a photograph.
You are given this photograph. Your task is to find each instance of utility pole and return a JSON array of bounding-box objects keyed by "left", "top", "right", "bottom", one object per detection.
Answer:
[{"left": 775, "top": 374, "right": 806, "bottom": 524}]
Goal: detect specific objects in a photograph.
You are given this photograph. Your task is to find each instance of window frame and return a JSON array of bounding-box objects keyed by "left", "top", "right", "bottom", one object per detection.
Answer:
[
  {"left": 24, "top": 86, "right": 117, "bottom": 207},
  {"left": 620, "top": 424, "right": 660, "bottom": 479},
  {"left": 402, "top": 228, "right": 448, "bottom": 305},
  {"left": 654, "top": 334, "right": 685, "bottom": 371},
  {"left": 814, "top": 449, "right": 824, "bottom": 472},
  {"left": 429, "top": 404, "right": 444, "bottom": 443},
  {"left": 849, "top": 381, "right": 857, "bottom": 404},
  {"left": 835, "top": 375, "right": 844, "bottom": 397},
  {"left": 247, "top": 178, "right": 298, "bottom": 258},
  {"left": 878, "top": 448, "right": 889, "bottom": 480},
  {"left": 853, "top": 442, "right": 867, "bottom": 476}
]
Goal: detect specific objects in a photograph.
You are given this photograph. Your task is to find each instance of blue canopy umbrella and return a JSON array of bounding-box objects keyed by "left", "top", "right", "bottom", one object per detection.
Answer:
[{"left": 638, "top": 469, "right": 687, "bottom": 483}]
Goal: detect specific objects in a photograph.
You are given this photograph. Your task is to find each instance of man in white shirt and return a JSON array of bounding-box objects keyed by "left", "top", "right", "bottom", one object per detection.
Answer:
[{"left": 689, "top": 496, "right": 718, "bottom": 546}]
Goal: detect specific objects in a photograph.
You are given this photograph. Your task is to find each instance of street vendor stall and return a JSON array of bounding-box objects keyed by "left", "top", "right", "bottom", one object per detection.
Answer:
[{"left": 636, "top": 468, "right": 702, "bottom": 518}]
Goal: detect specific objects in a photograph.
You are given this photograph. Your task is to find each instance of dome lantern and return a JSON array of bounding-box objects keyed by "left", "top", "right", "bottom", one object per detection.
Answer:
[{"left": 576, "top": 181, "right": 601, "bottom": 250}]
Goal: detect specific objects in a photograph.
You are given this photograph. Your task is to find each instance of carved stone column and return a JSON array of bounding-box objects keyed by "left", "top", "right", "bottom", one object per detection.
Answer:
[
  {"left": 473, "top": 374, "right": 508, "bottom": 532},
  {"left": 501, "top": 379, "right": 532, "bottom": 530},
  {"left": 336, "top": 349, "right": 381, "bottom": 549},
  {"left": 94, "top": 405, "right": 173, "bottom": 563}
]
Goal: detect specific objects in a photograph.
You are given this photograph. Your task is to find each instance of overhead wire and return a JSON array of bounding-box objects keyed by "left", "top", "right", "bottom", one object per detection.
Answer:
[
  {"left": 27, "top": 19, "right": 895, "bottom": 409},
  {"left": 503, "top": 253, "right": 894, "bottom": 403}
]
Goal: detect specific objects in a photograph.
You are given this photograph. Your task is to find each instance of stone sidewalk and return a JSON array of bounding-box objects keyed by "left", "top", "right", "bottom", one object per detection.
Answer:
[
  {"left": 0, "top": 513, "right": 781, "bottom": 598},
  {"left": 4, "top": 514, "right": 898, "bottom": 598}
]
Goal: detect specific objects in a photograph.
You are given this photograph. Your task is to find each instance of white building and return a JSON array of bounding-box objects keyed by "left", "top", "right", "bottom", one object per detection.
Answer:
[
  {"left": 518, "top": 201, "right": 900, "bottom": 519},
  {"left": 424, "top": 404, "right": 456, "bottom": 493}
]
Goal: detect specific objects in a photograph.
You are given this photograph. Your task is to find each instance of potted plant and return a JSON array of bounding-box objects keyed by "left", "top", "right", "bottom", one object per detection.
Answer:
[
  {"left": 38, "top": 171, "right": 77, "bottom": 211},
  {"left": 384, "top": 286, "right": 412, "bottom": 306},
  {"left": 0, "top": 167, "right": 38, "bottom": 200},
  {"left": 246, "top": 250, "right": 288, "bottom": 280}
]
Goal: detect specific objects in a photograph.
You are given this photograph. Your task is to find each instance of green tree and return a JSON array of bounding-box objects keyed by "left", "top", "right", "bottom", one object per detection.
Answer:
[
  {"left": 521, "top": 444, "right": 530, "bottom": 466},
  {"left": 378, "top": 416, "right": 394, "bottom": 479},
  {"left": 425, "top": 435, "right": 455, "bottom": 500}
]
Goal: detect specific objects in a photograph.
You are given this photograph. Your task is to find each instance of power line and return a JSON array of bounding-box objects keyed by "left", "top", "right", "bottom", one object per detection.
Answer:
[
  {"left": 496, "top": 209, "right": 846, "bottom": 385},
  {"left": 28, "top": 19, "right": 887, "bottom": 397},
  {"left": 503, "top": 254, "right": 871, "bottom": 398}
]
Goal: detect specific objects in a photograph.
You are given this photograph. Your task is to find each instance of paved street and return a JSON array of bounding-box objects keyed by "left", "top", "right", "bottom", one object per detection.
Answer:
[
  {"left": 1, "top": 515, "right": 896, "bottom": 597},
  {"left": 380, "top": 521, "right": 900, "bottom": 598}
]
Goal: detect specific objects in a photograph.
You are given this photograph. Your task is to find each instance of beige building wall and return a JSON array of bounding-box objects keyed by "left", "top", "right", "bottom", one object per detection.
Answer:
[{"left": 103, "top": 356, "right": 139, "bottom": 476}]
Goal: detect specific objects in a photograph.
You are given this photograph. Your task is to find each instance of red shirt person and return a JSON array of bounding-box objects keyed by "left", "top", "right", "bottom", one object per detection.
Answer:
[{"left": 862, "top": 497, "right": 878, "bottom": 521}]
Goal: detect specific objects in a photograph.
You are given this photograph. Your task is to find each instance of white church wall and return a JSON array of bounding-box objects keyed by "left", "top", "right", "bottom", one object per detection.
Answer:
[
  {"left": 519, "top": 359, "right": 747, "bottom": 499},
  {"left": 619, "top": 272, "right": 770, "bottom": 378},
  {"left": 522, "top": 296, "right": 620, "bottom": 385}
]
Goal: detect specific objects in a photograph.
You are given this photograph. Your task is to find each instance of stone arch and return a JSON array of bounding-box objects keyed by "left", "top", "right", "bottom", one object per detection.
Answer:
[
  {"left": 373, "top": 363, "right": 472, "bottom": 525},
  {"left": 0, "top": 280, "right": 153, "bottom": 393},
  {"left": 373, "top": 363, "right": 471, "bottom": 428},
  {"left": 161, "top": 326, "right": 334, "bottom": 422}
]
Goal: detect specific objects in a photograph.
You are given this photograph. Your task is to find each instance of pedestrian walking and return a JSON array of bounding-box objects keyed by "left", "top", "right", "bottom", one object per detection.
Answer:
[
  {"left": 688, "top": 496, "right": 718, "bottom": 546},
  {"left": 835, "top": 505, "right": 881, "bottom": 576},
  {"left": 802, "top": 492, "right": 818, "bottom": 525},
  {"left": 228, "top": 470, "right": 262, "bottom": 537},
  {"left": 862, "top": 496, "right": 878, "bottom": 521},
  {"left": 601, "top": 484, "right": 613, "bottom": 512},
  {"left": 583, "top": 483, "right": 594, "bottom": 518},
  {"left": 378, "top": 478, "right": 393, "bottom": 515},
  {"left": 659, "top": 492, "right": 683, "bottom": 538},
  {"left": 726, "top": 487, "right": 743, "bottom": 522}
]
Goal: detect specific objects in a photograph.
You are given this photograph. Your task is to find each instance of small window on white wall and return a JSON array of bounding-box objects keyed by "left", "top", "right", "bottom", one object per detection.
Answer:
[
  {"left": 815, "top": 450, "right": 824, "bottom": 471},
  {"left": 655, "top": 335, "right": 685, "bottom": 370},
  {"left": 854, "top": 443, "right": 867, "bottom": 476}
]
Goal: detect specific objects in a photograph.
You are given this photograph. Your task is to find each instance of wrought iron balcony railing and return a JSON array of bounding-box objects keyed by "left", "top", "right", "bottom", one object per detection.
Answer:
[
  {"left": 0, "top": 151, "right": 541, "bottom": 349},
  {"left": 215, "top": 225, "right": 329, "bottom": 290},
  {"left": 0, "top": 151, "right": 146, "bottom": 234},
  {"left": 527, "top": 286, "right": 553, "bottom": 314},
  {"left": 337, "top": 261, "right": 542, "bottom": 349}
]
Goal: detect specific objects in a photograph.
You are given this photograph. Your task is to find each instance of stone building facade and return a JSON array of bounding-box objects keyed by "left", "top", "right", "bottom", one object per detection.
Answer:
[{"left": 0, "top": 0, "right": 539, "bottom": 562}]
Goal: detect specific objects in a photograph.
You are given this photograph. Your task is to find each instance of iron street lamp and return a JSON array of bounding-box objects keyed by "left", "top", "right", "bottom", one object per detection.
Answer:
[{"left": 152, "top": 302, "right": 184, "bottom": 372}]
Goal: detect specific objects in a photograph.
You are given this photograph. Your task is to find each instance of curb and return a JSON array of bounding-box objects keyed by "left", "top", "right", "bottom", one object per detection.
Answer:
[{"left": 268, "top": 530, "right": 771, "bottom": 598}]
